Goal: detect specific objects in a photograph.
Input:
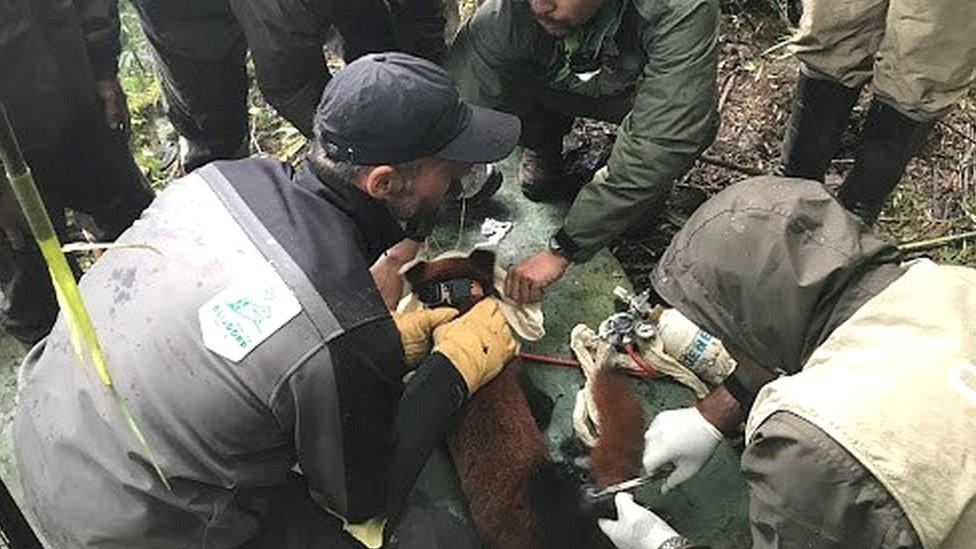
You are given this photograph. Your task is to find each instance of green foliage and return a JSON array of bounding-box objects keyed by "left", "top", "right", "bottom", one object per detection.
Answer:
[
  {"left": 116, "top": 2, "right": 304, "bottom": 187},
  {"left": 118, "top": 2, "right": 172, "bottom": 190},
  {"left": 112, "top": 0, "right": 976, "bottom": 267}
]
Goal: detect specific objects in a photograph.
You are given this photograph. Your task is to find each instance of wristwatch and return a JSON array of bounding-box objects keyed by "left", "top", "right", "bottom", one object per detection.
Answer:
[
  {"left": 548, "top": 229, "right": 577, "bottom": 261},
  {"left": 548, "top": 234, "right": 567, "bottom": 258},
  {"left": 659, "top": 536, "right": 694, "bottom": 549}
]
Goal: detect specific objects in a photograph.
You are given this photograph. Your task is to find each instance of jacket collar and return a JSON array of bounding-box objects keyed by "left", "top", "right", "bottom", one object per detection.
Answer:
[
  {"left": 549, "top": 0, "right": 628, "bottom": 83},
  {"left": 296, "top": 163, "right": 406, "bottom": 263}
]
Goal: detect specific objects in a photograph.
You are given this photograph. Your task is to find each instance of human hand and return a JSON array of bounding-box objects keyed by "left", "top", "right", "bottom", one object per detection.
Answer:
[
  {"left": 372, "top": 257, "right": 405, "bottom": 310},
  {"left": 0, "top": 187, "right": 25, "bottom": 250},
  {"left": 95, "top": 78, "right": 131, "bottom": 135},
  {"left": 598, "top": 493, "right": 683, "bottom": 549},
  {"left": 642, "top": 408, "right": 722, "bottom": 493},
  {"left": 393, "top": 308, "right": 459, "bottom": 366},
  {"left": 370, "top": 239, "right": 422, "bottom": 309},
  {"left": 503, "top": 249, "right": 569, "bottom": 304},
  {"left": 432, "top": 298, "right": 518, "bottom": 392}
]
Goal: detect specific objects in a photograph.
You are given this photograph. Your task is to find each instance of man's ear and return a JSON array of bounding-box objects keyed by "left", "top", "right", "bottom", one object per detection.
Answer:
[{"left": 362, "top": 165, "right": 400, "bottom": 200}]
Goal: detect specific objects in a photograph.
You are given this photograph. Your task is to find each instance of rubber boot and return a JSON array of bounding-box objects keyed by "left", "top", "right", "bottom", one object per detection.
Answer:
[
  {"left": 837, "top": 99, "right": 935, "bottom": 224},
  {"left": 780, "top": 72, "right": 861, "bottom": 181},
  {"left": 517, "top": 109, "right": 578, "bottom": 202},
  {"left": 519, "top": 146, "right": 574, "bottom": 202}
]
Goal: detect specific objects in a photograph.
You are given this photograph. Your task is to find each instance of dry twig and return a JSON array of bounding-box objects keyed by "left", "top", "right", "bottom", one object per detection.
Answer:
[
  {"left": 718, "top": 71, "right": 738, "bottom": 113},
  {"left": 760, "top": 37, "right": 792, "bottom": 57},
  {"left": 699, "top": 154, "right": 764, "bottom": 176},
  {"left": 898, "top": 230, "right": 976, "bottom": 253},
  {"left": 282, "top": 136, "right": 308, "bottom": 165},
  {"left": 938, "top": 120, "right": 976, "bottom": 147}
]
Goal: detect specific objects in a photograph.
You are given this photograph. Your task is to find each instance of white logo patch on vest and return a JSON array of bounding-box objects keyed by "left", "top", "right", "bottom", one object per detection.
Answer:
[{"left": 199, "top": 266, "right": 302, "bottom": 362}]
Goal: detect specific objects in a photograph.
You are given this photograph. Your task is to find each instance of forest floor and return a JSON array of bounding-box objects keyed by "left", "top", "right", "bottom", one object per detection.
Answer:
[{"left": 116, "top": 1, "right": 976, "bottom": 294}]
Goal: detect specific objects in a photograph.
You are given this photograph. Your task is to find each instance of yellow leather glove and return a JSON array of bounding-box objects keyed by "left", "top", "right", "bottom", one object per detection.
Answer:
[
  {"left": 432, "top": 299, "right": 518, "bottom": 392},
  {"left": 393, "top": 308, "right": 459, "bottom": 366}
]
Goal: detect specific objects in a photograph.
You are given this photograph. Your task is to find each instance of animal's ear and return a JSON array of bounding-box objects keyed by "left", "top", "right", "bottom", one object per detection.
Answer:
[
  {"left": 469, "top": 249, "right": 497, "bottom": 275},
  {"left": 403, "top": 260, "right": 431, "bottom": 288}
]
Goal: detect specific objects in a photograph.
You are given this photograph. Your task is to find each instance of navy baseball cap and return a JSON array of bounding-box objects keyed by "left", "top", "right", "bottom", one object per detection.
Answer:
[{"left": 313, "top": 52, "right": 520, "bottom": 166}]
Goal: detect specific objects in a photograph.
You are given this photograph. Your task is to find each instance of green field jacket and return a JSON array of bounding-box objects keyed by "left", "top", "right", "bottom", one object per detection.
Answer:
[{"left": 447, "top": 0, "right": 719, "bottom": 261}]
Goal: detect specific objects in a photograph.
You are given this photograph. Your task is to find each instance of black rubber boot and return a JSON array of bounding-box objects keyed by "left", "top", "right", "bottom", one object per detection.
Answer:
[
  {"left": 780, "top": 72, "right": 861, "bottom": 181},
  {"left": 837, "top": 99, "right": 935, "bottom": 224},
  {"left": 518, "top": 108, "right": 580, "bottom": 202},
  {"left": 519, "top": 146, "right": 574, "bottom": 202}
]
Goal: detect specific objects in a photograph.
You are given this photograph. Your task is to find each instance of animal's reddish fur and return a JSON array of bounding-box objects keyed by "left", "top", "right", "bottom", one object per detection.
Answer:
[
  {"left": 449, "top": 362, "right": 547, "bottom": 549},
  {"left": 409, "top": 252, "right": 646, "bottom": 548},
  {"left": 589, "top": 371, "right": 646, "bottom": 486}
]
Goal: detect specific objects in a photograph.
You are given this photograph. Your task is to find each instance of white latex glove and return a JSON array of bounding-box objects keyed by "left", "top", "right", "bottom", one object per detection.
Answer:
[
  {"left": 642, "top": 407, "right": 722, "bottom": 493},
  {"left": 598, "top": 493, "right": 681, "bottom": 549}
]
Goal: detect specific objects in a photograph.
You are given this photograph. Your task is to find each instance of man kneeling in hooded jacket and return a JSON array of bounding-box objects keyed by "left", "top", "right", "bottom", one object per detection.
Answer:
[{"left": 599, "top": 176, "right": 976, "bottom": 549}]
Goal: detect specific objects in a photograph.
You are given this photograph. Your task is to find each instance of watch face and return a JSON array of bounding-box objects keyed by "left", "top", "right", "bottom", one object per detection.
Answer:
[
  {"left": 548, "top": 235, "right": 562, "bottom": 252},
  {"left": 549, "top": 235, "right": 570, "bottom": 260}
]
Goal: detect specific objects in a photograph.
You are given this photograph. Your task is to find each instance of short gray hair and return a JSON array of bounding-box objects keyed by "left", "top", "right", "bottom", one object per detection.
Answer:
[{"left": 307, "top": 141, "right": 427, "bottom": 186}]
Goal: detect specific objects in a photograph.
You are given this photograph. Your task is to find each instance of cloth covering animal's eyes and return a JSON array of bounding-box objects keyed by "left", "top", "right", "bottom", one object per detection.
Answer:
[{"left": 397, "top": 248, "right": 545, "bottom": 341}]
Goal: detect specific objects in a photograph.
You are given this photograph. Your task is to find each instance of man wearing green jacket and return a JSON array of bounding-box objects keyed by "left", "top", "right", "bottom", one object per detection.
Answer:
[
  {"left": 446, "top": 0, "right": 719, "bottom": 303},
  {"left": 600, "top": 176, "right": 976, "bottom": 548}
]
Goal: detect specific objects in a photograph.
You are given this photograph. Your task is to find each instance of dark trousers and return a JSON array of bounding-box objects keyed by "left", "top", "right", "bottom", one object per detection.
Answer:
[
  {"left": 131, "top": 0, "right": 447, "bottom": 172},
  {"left": 247, "top": 449, "right": 480, "bottom": 549},
  {"left": 0, "top": 108, "right": 154, "bottom": 345},
  {"left": 506, "top": 85, "right": 634, "bottom": 153},
  {"left": 130, "top": 0, "right": 251, "bottom": 173}
]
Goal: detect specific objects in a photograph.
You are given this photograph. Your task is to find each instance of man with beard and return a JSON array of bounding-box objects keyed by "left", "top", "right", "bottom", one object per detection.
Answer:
[
  {"left": 445, "top": 0, "right": 720, "bottom": 304},
  {"left": 14, "top": 53, "right": 520, "bottom": 548},
  {"left": 598, "top": 177, "right": 976, "bottom": 548}
]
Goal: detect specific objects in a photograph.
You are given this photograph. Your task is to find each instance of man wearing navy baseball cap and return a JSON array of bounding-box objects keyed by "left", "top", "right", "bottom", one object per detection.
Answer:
[
  {"left": 316, "top": 51, "right": 522, "bottom": 307},
  {"left": 15, "top": 53, "right": 519, "bottom": 548}
]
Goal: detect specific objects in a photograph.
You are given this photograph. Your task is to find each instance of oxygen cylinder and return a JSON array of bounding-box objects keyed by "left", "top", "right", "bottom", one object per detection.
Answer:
[{"left": 655, "top": 309, "right": 736, "bottom": 386}]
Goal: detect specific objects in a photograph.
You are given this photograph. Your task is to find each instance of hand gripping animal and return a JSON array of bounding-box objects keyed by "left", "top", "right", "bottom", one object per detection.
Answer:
[{"left": 401, "top": 250, "right": 647, "bottom": 549}]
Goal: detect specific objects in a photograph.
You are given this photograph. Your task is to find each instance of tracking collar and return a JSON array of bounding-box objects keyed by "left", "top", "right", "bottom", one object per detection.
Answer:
[{"left": 416, "top": 277, "right": 495, "bottom": 309}]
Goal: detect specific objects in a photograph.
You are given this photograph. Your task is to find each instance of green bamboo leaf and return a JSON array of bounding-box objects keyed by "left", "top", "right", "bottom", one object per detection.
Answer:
[{"left": 0, "top": 101, "right": 170, "bottom": 490}]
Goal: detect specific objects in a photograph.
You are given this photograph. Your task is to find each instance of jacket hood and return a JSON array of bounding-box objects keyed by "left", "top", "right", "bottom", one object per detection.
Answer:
[{"left": 651, "top": 176, "right": 903, "bottom": 375}]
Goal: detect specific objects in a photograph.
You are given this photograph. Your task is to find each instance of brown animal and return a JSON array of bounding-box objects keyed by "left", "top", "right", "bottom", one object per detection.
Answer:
[
  {"left": 450, "top": 362, "right": 548, "bottom": 548},
  {"left": 403, "top": 250, "right": 647, "bottom": 549},
  {"left": 588, "top": 371, "right": 645, "bottom": 486}
]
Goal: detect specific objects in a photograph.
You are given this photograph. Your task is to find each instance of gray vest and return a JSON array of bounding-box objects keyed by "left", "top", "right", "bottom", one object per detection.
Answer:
[{"left": 15, "top": 167, "right": 350, "bottom": 548}]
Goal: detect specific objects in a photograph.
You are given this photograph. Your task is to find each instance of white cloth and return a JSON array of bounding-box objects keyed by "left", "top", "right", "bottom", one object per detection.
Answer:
[
  {"left": 568, "top": 323, "right": 715, "bottom": 446},
  {"left": 569, "top": 324, "right": 617, "bottom": 446},
  {"left": 396, "top": 249, "right": 545, "bottom": 342}
]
